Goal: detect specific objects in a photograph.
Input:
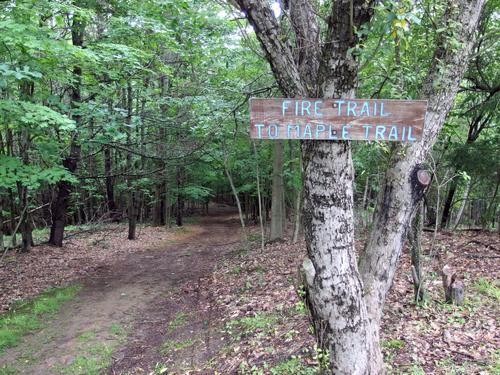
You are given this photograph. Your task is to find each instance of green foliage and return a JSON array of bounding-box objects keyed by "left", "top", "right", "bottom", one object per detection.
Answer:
[{"left": 0, "top": 156, "right": 77, "bottom": 190}]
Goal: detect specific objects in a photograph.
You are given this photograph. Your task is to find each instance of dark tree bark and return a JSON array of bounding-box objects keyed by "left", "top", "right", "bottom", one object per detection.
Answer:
[
  {"left": 49, "top": 14, "right": 84, "bottom": 246},
  {"left": 440, "top": 180, "right": 457, "bottom": 228}
]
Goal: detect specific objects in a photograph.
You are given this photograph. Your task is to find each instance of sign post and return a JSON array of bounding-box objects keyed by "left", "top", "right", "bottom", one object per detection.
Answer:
[{"left": 250, "top": 98, "right": 427, "bottom": 142}]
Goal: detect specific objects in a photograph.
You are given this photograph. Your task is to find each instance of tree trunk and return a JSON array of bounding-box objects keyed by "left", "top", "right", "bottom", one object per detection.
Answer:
[
  {"left": 359, "top": 0, "right": 485, "bottom": 344},
  {"left": 49, "top": 15, "right": 84, "bottom": 246},
  {"left": 409, "top": 202, "right": 425, "bottom": 302},
  {"left": 440, "top": 179, "right": 457, "bottom": 229},
  {"left": 176, "top": 166, "right": 183, "bottom": 227},
  {"left": 301, "top": 141, "right": 381, "bottom": 373},
  {"left": 252, "top": 141, "right": 265, "bottom": 251},
  {"left": 270, "top": 140, "right": 285, "bottom": 241},
  {"left": 18, "top": 81, "right": 34, "bottom": 252},
  {"left": 292, "top": 153, "right": 303, "bottom": 243},
  {"left": 224, "top": 155, "right": 246, "bottom": 231},
  {"left": 104, "top": 145, "right": 117, "bottom": 217},
  {"left": 126, "top": 83, "right": 136, "bottom": 240},
  {"left": 452, "top": 179, "right": 472, "bottom": 229}
]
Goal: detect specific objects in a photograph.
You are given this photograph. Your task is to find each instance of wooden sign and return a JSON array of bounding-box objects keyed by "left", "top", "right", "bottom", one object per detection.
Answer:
[{"left": 250, "top": 98, "right": 427, "bottom": 142}]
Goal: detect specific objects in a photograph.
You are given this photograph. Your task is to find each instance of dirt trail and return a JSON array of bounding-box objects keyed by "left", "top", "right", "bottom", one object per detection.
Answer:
[{"left": 1, "top": 207, "right": 242, "bottom": 374}]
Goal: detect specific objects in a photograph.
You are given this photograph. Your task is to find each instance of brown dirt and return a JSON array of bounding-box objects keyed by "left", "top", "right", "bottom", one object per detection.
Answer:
[{"left": 0, "top": 207, "right": 243, "bottom": 375}]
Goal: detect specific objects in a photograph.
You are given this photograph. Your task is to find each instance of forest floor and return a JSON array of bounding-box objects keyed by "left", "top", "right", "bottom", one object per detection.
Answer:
[{"left": 0, "top": 207, "right": 499, "bottom": 374}]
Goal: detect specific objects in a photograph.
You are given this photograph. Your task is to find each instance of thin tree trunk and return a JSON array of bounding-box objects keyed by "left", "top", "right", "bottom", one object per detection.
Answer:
[
  {"left": 126, "top": 83, "right": 136, "bottom": 240},
  {"left": 176, "top": 166, "right": 183, "bottom": 227},
  {"left": 292, "top": 153, "right": 303, "bottom": 243},
  {"left": 440, "top": 179, "right": 457, "bottom": 229},
  {"left": 252, "top": 141, "right": 265, "bottom": 251},
  {"left": 18, "top": 81, "right": 33, "bottom": 252},
  {"left": 362, "top": 175, "right": 370, "bottom": 210},
  {"left": 409, "top": 201, "right": 425, "bottom": 302},
  {"left": 481, "top": 175, "right": 499, "bottom": 228},
  {"left": 224, "top": 157, "right": 246, "bottom": 231},
  {"left": 104, "top": 145, "right": 117, "bottom": 217},
  {"left": 453, "top": 179, "right": 472, "bottom": 230},
  {"left": 270, "top": 140, "right": 285, "bottom": 241}
]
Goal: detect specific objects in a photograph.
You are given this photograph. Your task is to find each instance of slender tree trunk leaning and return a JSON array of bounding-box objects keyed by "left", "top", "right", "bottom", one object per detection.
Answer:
[
  {"left": 224, "top": 155, "right": 246, "bottom": 232},
  {"left": 252, "top": 141, "right": 265, "bottom": 251},
  {"left": 49, "top": 15, "right": 84, "bottom": 246},
  {"left": 270, "top": 140, "right": 285, "bottom": 241},
  {"left": 409, "top": 201, "right": 425, "bottom": 302},
  {"left": 453, "top": 179, "right": 472, "bottom": 230},
  {"left": 440, "top": 179, "right": 457, "bottom": 229},
  {"left": 236, "top": 0, "right": 485, "bottom": 373}
]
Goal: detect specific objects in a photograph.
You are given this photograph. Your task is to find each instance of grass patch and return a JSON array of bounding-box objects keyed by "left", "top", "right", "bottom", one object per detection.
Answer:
[
  {"left": 226, "top": 313, "right": 280, "bottom": 338},
  {"left": 167, "top": 312, "right": 188, "bottom": 332},
  {"left": 109, "top": 323, "right": 125, "bottom": 337},
  {"left": 60, "top": 343, "right": 113, "bottom": 375},
  {"left": 77, "top": 330, "right": 96, "bottom": 342},
  {"left": 0, "top": 364, "right": 17, "bottom": 375},
  {"left": 473, "top": 278, "right": 500, "bottom": 301},
  {"left": 0, "top": 285, "right": 81, "bottom": 354},
  {"left": 270, "top": 358, "right": 314, "bottom": 374},
  {"left": 247, "top": 233, "right": 261, "bottom": 242},
  {"left": 382, "top": 339, "right": 405, "bottom": 350},
  {"left": 160, "top": 338, "right": 194, "bottom": 354},
  {"left": 486, "top": 350, "right": 500, "bottom": 374}
]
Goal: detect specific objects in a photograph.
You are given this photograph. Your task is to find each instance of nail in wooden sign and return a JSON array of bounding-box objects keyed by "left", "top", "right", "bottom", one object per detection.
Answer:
[{"left": 250, "top": 98, "right": 427, "bottom": 142}]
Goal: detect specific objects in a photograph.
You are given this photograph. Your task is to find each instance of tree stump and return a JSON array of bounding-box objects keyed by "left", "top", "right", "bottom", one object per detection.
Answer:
[{"left": 441, "top": 265, "right": 465, "bottom": 305}]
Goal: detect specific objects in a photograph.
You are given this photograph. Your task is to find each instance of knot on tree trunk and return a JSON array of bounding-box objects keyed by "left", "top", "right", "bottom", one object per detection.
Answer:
[{"left": 410, "top": 165, "right": 431, "bottom": 204}]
